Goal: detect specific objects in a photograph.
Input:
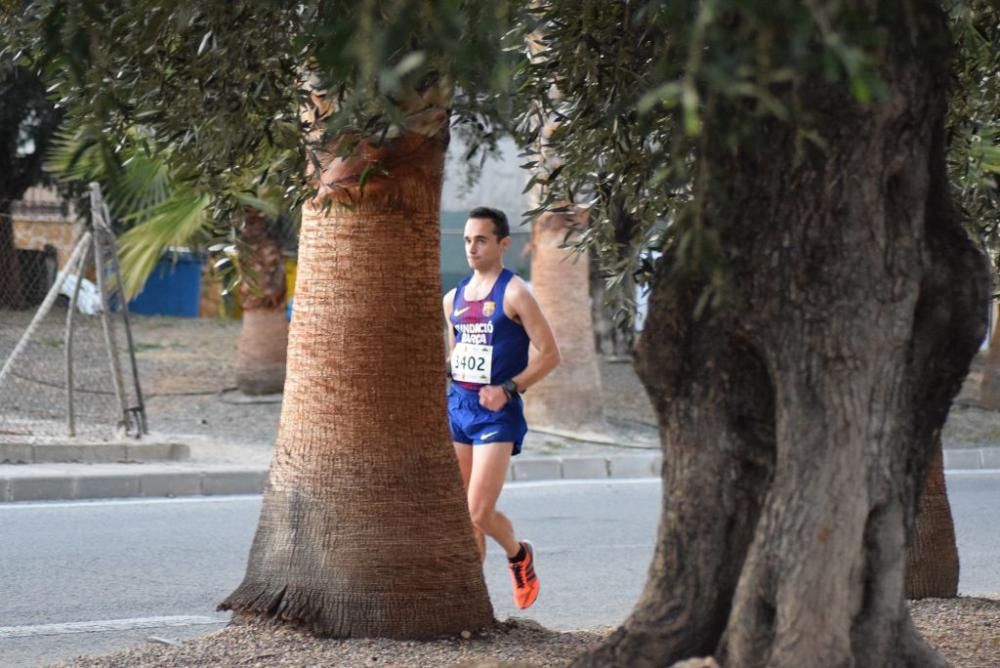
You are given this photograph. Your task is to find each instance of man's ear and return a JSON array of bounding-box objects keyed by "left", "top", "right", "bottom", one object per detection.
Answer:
[{"left": 500, "top": 236, "right": 513, "bottom": 251}]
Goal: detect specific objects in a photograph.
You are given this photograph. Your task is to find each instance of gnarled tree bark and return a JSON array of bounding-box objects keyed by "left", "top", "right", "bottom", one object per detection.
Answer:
[{"left": 574, "top": 5, "right": 987, "bottom": 667}]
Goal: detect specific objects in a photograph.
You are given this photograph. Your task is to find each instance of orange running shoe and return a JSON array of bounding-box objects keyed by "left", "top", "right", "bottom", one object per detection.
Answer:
[{"left": 508, "top": 540, "right": 539, "bottom": 609}]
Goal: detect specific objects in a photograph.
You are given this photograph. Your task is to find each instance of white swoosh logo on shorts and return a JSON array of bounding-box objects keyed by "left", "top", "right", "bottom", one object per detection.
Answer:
[{"left": 480, "top": 431, "right": 499, "bottom": 441}]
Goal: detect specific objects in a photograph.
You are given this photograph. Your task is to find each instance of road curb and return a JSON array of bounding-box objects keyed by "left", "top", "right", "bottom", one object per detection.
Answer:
[
  {"left": 0, "top": 455, "right": 664, "bottom": 503},
  {"left": 0, "top": 448, "right": 996, "bottom": 503},
  {"left": 0, "top": 441, "right": 190, "bottom": 464},
  {"left": 0, "top": 465, "right": 267, "bottom": 503},
  {"left": 944, "top": 446, "right": 1000, "bottom": 471}
]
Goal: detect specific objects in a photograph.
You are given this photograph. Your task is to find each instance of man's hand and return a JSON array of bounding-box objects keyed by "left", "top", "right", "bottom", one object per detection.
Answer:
[{"left": 478, "top": 385, "right": 509, "bottom": 412}]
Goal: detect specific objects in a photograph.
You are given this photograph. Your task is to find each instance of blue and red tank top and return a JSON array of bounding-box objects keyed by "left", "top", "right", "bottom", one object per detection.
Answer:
[{"left": 450, "top": 268, "right": 530, "bottom": 391}]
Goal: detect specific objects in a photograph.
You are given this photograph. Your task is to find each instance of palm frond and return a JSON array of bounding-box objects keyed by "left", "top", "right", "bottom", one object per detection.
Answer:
[
  {"left": 108, "top": 150, "right": 172, "bottom": 218},
  {"left": 45, "top": 125, "right": 123, "bottom": 183},
  {"left": 117, "top": 192, "right": 212, "bottom": 299}
]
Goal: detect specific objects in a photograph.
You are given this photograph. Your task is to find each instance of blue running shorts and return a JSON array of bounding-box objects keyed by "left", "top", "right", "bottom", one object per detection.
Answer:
[{"left": 447, "top": 384, "right": 528, "bottom": 456}]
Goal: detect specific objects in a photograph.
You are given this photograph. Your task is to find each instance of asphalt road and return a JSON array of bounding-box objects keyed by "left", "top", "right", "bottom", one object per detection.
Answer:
[{"left": 1, "top": 474, "right": 997, "bottom": 667}]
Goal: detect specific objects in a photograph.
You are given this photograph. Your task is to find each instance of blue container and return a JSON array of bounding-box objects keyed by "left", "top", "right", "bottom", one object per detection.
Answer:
[{"left": 128, "top": 250, "right": 203, "bottom": 318}]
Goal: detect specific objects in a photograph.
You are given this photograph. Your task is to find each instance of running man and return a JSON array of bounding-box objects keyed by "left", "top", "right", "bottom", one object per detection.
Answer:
[{"left": 443, "top": 206, "right": 561, "bottom": 610}]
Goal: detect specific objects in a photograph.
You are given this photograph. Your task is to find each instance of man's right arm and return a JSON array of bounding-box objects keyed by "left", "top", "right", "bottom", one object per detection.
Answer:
[{"left": 442, "top": 288, "right": 456, "bottom": 355}]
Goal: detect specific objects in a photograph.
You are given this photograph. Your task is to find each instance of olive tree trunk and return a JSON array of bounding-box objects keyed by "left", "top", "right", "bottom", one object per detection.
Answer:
[
  {"left": 221, "top": 129, "right": 494, "bottom": 638},
  {"left": 575, "top": 7, "right": 988, "bottom": 667},
  {"left": 235, "top": 208, "right": 288, "bottom": 396}
]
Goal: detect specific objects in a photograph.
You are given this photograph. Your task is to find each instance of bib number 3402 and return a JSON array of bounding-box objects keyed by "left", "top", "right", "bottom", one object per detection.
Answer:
[{"left": 450, "top": 342, "right": 493, "bottom": 384}]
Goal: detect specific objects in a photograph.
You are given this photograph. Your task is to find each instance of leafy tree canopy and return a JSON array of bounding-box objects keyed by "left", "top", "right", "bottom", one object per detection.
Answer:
[
  {"left": 3, "top": 1, "right": 518, "bottom": 218},
  {"left": 511, "top": 0, "right": 999, "bottom": 315},
  {"left": 4, "top": 1, "right": 997, "bottom": 306}
]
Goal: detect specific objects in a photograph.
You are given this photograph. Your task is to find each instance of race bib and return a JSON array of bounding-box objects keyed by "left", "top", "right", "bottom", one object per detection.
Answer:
[{"left": 450, "top": 342, "right": 493, "bottom": 384}]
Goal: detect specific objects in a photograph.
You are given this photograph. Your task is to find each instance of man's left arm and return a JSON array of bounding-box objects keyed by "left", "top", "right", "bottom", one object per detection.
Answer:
[{"left": 505, "top": 279, "right": 561, "bottom": 394}]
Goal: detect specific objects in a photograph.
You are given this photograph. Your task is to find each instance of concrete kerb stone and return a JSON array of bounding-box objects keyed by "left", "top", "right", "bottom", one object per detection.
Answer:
[
  {"left": 944, "top": 449, "right": 983, "bottom": 470},
  {"left": 140, "top": 471, "right": 203, "bottom": 498},
  {"left": 0, "top": 441, "right": 190, "bottom": 464},
  {"left": 124, "top": 442, "right": 190, "bottom": 462},
  {"left": 33, "top": 444, "right": 129, "bottom": 464},
  {"left": 8, "top": 475, "right": 76, "bottom": 502},
  {"left": 0, "top": 443, "right": 32, "bottom": 464},
  {"left": 0, "top": 464, "right": 270, "bottom": 502},
  {"left": 200, "top": 469, "right": 268, "bottom": 496},
  {"left": 76, "top": 473, "right": 142, "bottom": 500},
  {"left": 608, "top": 454, "right": 660, "bottom": 478},
  {"left": 981, "top": 447, "right": 1000, "bottom": 469},
  {"left": 511, "top": 458, "right": 562, "bottom": 481},
  {"left": 560, "top": 457, "right": 609, "bottom": 479}
]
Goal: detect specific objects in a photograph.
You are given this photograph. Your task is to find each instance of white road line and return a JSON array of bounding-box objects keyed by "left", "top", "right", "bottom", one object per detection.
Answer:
[
  {"left": 508, "top": 478, "right": 661, "bottom": 489},
  {"left": 0, "top": 495, "right": 262, "bottom": 511},
  {"left": 0, "top": 615, "right": 227, "bottom": 639}
]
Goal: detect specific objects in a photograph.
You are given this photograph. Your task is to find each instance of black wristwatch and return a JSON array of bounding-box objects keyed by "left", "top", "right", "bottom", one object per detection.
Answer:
[{"left": 500, "top": 379, "right": 520, "bottom": 398}]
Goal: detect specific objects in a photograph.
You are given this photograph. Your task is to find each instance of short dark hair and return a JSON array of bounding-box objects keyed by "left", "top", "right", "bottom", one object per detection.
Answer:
[{"left": 468, "top": 206, "right": 510, "bottom": 240}]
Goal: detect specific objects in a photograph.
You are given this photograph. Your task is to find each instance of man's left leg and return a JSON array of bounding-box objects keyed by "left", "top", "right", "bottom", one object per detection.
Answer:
[
  {"left": 467, "top": 442, "right": 519, "bottom": 556},
  {"left": 467, "top": 442, "right": 539, "bottom": 609}
]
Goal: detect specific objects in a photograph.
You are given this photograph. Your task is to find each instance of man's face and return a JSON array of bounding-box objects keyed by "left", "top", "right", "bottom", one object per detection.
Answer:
[{"left": 464, "top": 217, "right": 510, "bottom": 271}]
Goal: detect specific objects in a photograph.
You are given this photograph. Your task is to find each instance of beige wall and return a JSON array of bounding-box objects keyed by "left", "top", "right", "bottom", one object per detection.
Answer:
[
  {"left": 10, "top": 186, "right": 78, "bottom": 268},
  {"left": 12, "top": 219, "right": 78, "bottom": 269}
]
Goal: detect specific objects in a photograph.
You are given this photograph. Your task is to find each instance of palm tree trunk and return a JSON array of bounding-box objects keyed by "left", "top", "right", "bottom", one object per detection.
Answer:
[
  {"left": 221, "top": 130, "right": 493, "bottom": 638},
  {"left": 522, "top": 91, "right": 606, "bottom": 433},
  {"left": 525, "top": 209, "right": 606, "bottom": 432},
  {"left": 978, "top": 303, "right": 1000, "bottom": 409},
  {"left": 591, "top": 258, "right": 636, "bottom": 359},
  {"left": 906, "top": 438, "right": 959, "bottom": 599},
  {"left": 235, "top": 208, "right": 288, "bottom": 395},
  {"left": 235, "top": 308, "right": 288, "bottom": 394}
]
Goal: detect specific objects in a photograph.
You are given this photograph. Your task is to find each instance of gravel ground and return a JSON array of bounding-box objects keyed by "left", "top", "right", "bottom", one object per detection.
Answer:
[
  {"left": 34, "top": 317, "right": 1000, "bottom": 666},
  {"left": 911, "top": 598, "right": 1000, "bottom": 668},
  {"left": 47, "top": 599, "right": 1000, "bottom": 667},
  {"left": 50, "top": 619, "right": 610, "bottom": 668}
]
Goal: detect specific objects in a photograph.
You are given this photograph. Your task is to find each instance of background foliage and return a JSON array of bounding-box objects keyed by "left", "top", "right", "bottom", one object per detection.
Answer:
[
  {"left": 511, "top": 0, "right": 999, "bottom": 319},
  {"left": 3, "top": 0, "right": 997, "bottom": 308}
]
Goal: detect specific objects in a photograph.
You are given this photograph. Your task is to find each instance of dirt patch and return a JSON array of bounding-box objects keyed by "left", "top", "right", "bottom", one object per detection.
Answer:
[{"left": 128, "top": 315, "right": 1000, "bottom": 451}]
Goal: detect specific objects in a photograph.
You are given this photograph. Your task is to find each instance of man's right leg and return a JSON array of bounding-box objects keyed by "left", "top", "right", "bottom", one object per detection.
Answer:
[{"left": 453, "top": 442, "right": 486, "bottom": 559}]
